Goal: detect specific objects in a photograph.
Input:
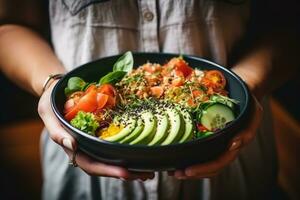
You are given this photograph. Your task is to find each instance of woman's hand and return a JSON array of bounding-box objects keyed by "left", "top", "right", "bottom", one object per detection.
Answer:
[
  {"left": 173, "top": 96, "right": 263, "bottom": 179},
  {"left": 172, "top": 68, "right": 264, "bottom": 179},
  {"left": 38, "top": 81, "right": 155, "bottom": 181}
]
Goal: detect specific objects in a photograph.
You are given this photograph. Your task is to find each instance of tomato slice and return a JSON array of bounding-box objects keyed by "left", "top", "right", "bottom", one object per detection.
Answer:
[
  {"left": 204, "top": 70, "right": 226, "bottom": 89},
  {"left": 98, "top": 84, "right": 116, "bottom": 97},
  {"left": 197, "top": 124, "right": 208, "bottom": 132},
  {"left": 65, "top": 106, "right": 80, "bottom": 121},
  {"left": 64, "top": 86, "right": 98, "bottom": 121},
  {"left": 106, "top": 96, "right": 116, "bottom": 108},
  {"left": 150, "top": 86, "right": 164, "bottom": 97},
  {"left": 97, "top": 93, "right": 109, "bottom": 109}
]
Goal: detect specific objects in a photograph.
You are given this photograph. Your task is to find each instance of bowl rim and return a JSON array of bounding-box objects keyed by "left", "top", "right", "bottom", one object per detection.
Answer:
[{"left": 51, "top": 52, "right": 250, "bottom": 150}]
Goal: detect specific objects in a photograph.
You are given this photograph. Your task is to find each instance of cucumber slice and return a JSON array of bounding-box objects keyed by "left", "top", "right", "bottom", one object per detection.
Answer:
[{"left": 200, "top": 103, "right": 235, "bottom": 131}]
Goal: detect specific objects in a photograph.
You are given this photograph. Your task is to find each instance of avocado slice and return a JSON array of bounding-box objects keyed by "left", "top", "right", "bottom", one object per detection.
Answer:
[
  {"left": 130, "top": 111, "right": 156, "bottom": 145},
  {"left": 177, "top": 107, "right": 194, "bottom": 143},
  {"left": 161, "top": 108, "right": 184, "bottom": 145},
  {"left": 119, "top": 119, "right": 144, "bottom": 144},
  {"left": 148, "top": 111, "right": 169, "bottom": 145},
  {"left": 103, "top": 117, "right": 136, "bottom": 142}
]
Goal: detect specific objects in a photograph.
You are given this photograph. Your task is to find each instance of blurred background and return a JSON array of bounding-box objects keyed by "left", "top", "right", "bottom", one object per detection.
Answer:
[{"left": 0, "top": 0, "right": 299, "bottom": 200}]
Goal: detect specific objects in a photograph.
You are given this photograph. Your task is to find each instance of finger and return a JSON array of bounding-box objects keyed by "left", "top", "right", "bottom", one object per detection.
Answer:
[
  {"left": 126, "top": 171, "right": 155, "bottom": 181},
  {"left": 230, "top": 95, "right": 263, "bottom": 147},
  {"left": 175, "top": 172, "right": 219, "bottom": 180},
  {"left": 64, "top": 148, "right": 131, "bottom": 178},
  {"left": 174, "top": 170, "right": 185, "bottom": 178},
  {"left": 38, "top": 87, "right": 76, "bottom": 151},
  {"left": 184, "top": 148, "right": 240, "bottom": 177},
  {"left": 64, "top": 148, "right": 155, "bottom": 180}
]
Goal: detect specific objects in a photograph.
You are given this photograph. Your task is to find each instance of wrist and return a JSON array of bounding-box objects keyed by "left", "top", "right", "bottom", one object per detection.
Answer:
[
  {"left": 231, "top": 67, "right": 266, "bottom": 101},
  {"left": 42, "top": 74, "right": 64, "bottom": 94},
  {"left": 32, "top": 68, "right": 66, "bottom": 96},
  {"left": 232, "top": 56, "right": 272, "bottom": 101}
]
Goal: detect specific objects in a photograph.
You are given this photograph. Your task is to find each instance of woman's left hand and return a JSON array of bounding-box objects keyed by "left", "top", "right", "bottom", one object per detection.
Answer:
[{"left": 172, "top": 92, "right": 263, "bottom": 179}]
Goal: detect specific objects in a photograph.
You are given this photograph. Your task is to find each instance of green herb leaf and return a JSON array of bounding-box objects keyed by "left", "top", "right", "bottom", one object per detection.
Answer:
[
  {"left": 113, "top": 51, "right": 134, "bottom": 72},
  {"left": 64, "top": 77, "right": 86, "bottom": 96},
  {"left": 196, "top": 131, "right": 213, "bottom": 139},
  {"left": 195, "top": 109, "right": 203, "bottom": 122},
  {"left": 99, "top": 71, "right": 127, "bottom": 85}
]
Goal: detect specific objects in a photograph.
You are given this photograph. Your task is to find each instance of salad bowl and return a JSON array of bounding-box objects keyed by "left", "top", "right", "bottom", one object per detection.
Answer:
[{"left": 51, "top": 52, "right": 252, "bottom": 171}]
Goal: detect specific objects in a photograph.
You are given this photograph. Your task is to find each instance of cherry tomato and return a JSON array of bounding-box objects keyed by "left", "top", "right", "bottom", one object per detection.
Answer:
[
  {"left": 204, "top": 70, "right": 226, "bottom": 89},
  {"left": 168, "top": 58, "right": 193, "bottom": 77}
]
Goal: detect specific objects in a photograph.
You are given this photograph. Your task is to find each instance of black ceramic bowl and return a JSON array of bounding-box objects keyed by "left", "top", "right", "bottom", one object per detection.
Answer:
[{"left": 51, "top": 52, "right": 252, "bottom": 171}]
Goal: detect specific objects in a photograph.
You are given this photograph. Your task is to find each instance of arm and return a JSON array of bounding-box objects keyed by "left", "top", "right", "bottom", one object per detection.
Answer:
[
  {"left": 0, "top": 25, "right": 65, "bottom": 96},
  {"left": 232, "top": 31, "right": 299, "bottom": 101},
  {"left": 0, "top": 25, "right": 154, "bottom": 180},
  {"left": 174, "top": 12, "right": 300, "bottom": 179}
]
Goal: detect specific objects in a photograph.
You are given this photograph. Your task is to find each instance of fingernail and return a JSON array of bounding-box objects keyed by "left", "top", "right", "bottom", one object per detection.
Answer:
[
  {"left": 229, "top": 139, "right": 242, "bottom": 151},
  {"left": 62, "top": 138, "right": 73, "bottom": 151}
]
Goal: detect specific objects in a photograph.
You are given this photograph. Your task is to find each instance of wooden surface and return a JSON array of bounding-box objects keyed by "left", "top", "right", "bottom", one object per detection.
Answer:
[
  {"left": 0, "top": 119, "right": 44, "bottom": 200},
  {"left": 271, "top": 99, "right": 300, "bottom": 200},
  {"left": 0, "top": 99, "right": 299, "bottom": 200}
]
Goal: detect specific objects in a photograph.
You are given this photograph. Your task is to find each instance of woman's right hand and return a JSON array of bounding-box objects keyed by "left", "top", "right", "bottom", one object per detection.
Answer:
[{"left": 38, "top": 80, "right": 155, "bottom": 180}]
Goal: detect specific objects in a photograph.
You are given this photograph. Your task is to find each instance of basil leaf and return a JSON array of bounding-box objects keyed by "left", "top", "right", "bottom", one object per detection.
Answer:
[
  {"left": 64, "top": 77, "right": 86, "bottom": 96},
  {"left": 99, "top": 71, "right": 127, "bottom": 85},
  {"left": 113, "top": 51, "right": 133, "bottom": 72},
  {"left": 64, "top": 87, "right": 72, "bottom": 96}
]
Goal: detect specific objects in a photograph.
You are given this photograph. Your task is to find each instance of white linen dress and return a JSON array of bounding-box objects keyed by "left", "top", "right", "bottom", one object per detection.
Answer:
[{"left": 42, "top": 0, "right": 277, "bottom": 199}]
